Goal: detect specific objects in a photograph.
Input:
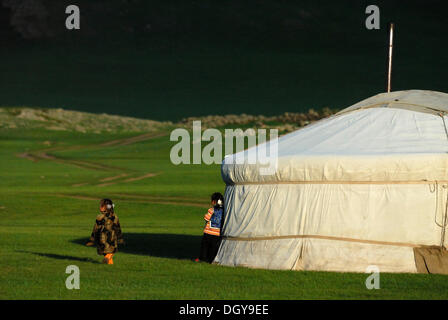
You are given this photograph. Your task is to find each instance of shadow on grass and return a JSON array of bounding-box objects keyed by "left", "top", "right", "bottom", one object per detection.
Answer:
[
  {"left": 72, "top": 233, "right": 202, "bottom": 260},
  {"left": 18, "top": 251, "right": 101, "bottom": 264}
]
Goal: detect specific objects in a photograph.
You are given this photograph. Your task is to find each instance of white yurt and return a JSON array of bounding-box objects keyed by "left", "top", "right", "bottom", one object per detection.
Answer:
[{"left": 216, "top": 90, "right": 448, "bottom": 273}]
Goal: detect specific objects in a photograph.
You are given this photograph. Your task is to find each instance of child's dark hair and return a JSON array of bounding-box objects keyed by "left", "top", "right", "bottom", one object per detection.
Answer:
[
  {"left": 100, "top": 198, "right": 114, "bottom": 213},
  {"left": 211, "top": 192, "right": 224, "bottom": 207}
]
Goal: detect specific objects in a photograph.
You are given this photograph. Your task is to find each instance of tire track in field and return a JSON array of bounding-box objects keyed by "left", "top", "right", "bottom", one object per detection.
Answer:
[
  {"left": 98, "top": 132, "right": 167, "bottom": 147},
  {"left": 16, "top": 130, "right": 208, "bottom": 211},
  {"left": 18, "top": 151, "right": 124, "bottom": 171},
  {"left": 16, "top": 131, "right": 168, "bottom": 186},
  {"left": 109, "top": 193, "right": 208, "bottom": 207},
  {"left": 50, "top": 193, "right": 207, "bottom": 208},
  {"left": 96, "top": 172, "right": 162, "bottom": 187},
  {"left": 110, "top": 193, "right": 206, "bottom": 203},
  {"left": 99, "top": 173, "right": 129, "bottom": 182}
]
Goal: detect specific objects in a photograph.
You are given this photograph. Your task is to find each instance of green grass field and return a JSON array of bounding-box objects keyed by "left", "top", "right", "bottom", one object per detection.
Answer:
[
  {"left": 1, "top": 0, "right": 448, "bottom": 300},
  {"left": 1, "top": 122, "right": 448, "bottom": 300}
]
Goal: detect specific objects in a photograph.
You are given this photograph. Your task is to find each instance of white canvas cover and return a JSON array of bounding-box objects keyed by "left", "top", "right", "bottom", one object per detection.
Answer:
[{"left": 216, "top": 90, "right": 448, "bottom": 273}]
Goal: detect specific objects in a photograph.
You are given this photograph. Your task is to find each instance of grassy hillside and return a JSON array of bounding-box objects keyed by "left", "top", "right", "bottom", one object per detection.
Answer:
[{"left": 1, "top": 109, "right": 448, "bottom": 299}]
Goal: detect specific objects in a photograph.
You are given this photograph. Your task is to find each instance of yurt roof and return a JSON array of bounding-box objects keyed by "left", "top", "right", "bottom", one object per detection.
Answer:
[
  {"left": 337, "top": 90, "right": 448, "bottom": 116},
  {"left": 222, "top": 90, "right": 448, "bottom": 184}
]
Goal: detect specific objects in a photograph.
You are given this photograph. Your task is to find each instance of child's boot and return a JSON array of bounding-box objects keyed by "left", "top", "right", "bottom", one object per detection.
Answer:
[
  {"left": 103, "top": 253, "right": 114, "bottom": 264},
  {"left": 102, "top": 253, "right": 114, "bottom": 264}
]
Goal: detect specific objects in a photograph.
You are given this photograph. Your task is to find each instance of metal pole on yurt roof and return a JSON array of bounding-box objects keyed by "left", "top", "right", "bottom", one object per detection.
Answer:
[{"left": 387, "top": 22, "right": 394, "bottom": 93}]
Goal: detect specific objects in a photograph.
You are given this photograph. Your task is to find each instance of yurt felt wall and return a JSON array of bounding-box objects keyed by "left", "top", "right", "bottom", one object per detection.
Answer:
[{"left": 216, "top": 90, "right": 448, "bottom": 273}]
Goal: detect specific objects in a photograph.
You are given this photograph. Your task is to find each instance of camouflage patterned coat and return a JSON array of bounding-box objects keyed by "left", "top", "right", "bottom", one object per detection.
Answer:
[{"left": 88, "top": 212, "right": 124, "bottom": 255}]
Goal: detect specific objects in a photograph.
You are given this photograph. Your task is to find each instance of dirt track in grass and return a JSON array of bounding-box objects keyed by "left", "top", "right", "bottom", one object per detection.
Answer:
[
  {"left": 50, "top": 193, "right": 207, "bottom": 208},
  {"left": 16, "top": 131, "right": 168, "bottom": 187}
]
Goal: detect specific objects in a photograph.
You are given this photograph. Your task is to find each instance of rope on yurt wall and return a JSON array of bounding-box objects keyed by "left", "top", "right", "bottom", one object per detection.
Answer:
[
  {"left": 441, "top": 192, "right": 448, "bottom": 249},
  {"left": 438, "top": 112, "right": 448, "bottom": 249},
  {"left": 430, "top": 181, "right": 440, "bottom": 227},
  {"left": 428, "top": 181, "right": 447, "bottom": 248},
  {"left": 229, "top": 180, "right": 448, "bottom": 185},
  {"left": 222, "top": 234, "right": 418, "bottom": 248}
]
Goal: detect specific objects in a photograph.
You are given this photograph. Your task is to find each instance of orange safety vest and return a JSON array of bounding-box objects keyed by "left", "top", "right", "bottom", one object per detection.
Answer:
[{"left": 203, "top": 207, "right": 220, "bottom": 236}]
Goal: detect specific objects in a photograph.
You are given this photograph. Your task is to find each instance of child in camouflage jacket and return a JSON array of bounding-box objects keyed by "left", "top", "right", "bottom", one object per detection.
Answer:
[{"left": 86, "top": 199, "right": 124, "bottom": 264}]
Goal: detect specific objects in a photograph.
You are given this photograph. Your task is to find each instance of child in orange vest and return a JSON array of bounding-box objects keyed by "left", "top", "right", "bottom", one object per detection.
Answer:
[{"left": 197, "top": 192, "right": 224, "bottom": 263}]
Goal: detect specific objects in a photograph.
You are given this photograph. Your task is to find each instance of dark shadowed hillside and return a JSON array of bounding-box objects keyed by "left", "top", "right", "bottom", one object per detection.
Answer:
[{"left": 0, "top": 0, "right": 447, "bottom": 121}]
